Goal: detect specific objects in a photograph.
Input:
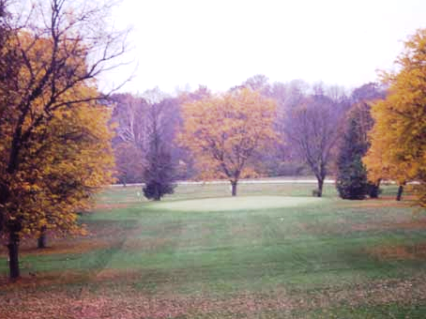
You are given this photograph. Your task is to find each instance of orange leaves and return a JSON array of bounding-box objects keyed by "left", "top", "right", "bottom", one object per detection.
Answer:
[
  {"left": 0, "top": 35, "right": 115, "bottom": 240},
  {"left": 363, "top": 29, "right": 426, "bottom": 205},
  {"left": 179, "top": 88, "right": 277, "bottom": 182}
]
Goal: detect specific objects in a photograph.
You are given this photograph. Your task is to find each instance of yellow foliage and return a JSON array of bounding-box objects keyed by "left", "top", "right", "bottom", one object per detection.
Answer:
[
  {"left": 179, "top": 88, "right": 277, "bottom": 184},
  {"left": 0, "top": 31, "right": 115, "bottom": 240},
  {"left": 363, "top": 29, "right": 426, "bottom": 206}
]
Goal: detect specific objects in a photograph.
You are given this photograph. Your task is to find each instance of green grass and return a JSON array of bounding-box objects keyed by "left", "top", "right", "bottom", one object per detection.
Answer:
[
  {"left": 149, "top": 196, "right": 323, "bottom": 212},
  {"left": 0, "top": 182, "right": 425, "bottom": 318}
]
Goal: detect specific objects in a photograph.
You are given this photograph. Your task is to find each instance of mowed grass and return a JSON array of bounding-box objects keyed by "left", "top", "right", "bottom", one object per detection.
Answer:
[{"left": 1, "top": 182, "right": 426, "bottom": 318}]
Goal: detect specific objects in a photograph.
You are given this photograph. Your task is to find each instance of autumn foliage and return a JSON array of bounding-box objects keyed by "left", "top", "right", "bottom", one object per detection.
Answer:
[
  {"left": 0, "top": 0, "right": 121, "bottom": 279},
  {"left": 179, "top": 89, "right": 277, "bottom": 195},
  {"left": 364, "top": 29, "right": 426, "bottom": 206}
]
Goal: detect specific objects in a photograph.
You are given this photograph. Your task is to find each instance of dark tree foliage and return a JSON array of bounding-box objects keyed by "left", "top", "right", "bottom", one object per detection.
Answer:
[
  {"left": 336, "top": 112, "right": 369, "bottom": 199},
  {"left": 348, "top": 83, "right": 387, "bottom": 198},
  {"left": 142, "top": 102, "right": 176, "bottom": 201},
  {"left": 143, "top": 150, "right": 176, "bottom": 201}
]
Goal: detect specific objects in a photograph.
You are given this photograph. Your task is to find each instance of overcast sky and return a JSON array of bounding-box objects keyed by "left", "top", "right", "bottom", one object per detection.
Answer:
[{"left": 103, "top": 0, "right": 426, "bottom": 95}]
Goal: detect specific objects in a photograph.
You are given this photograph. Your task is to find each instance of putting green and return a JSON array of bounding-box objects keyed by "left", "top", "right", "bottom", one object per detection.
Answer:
[{"left": 150, "top": 196, "right": 323, "bottom": 212}]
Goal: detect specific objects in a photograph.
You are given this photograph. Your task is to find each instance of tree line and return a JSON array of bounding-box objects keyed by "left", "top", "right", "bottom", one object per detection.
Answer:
[
  {"left": 111, "top": 77, "right": 386, "bottom": 198},
  {"left": 111, "top": 29, "right": 426, "bottom": 204},
  {"left": 1, "top": 0, "right": 425, "bottom": 281}
]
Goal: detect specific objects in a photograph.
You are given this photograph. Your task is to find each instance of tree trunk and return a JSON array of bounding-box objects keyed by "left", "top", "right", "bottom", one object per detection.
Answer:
[
  {"left": 7, "top": 231, "right": 20, "bottom": 280},
  {"left": 317, "top": 178, "right": 324, "bottom": 197},
  {"left": 154, "top": 184, "right": 160, "bottom": 201},
  {"left": 0, "top": 182, "right": 10, "bottom": 235},
  {"left": 37, "top": 226, "right": 47, "bottom": 249},
  {"left": 231, "top": 181, "right": 237, "bottom": 197},
  {"left": 369, "top": 179, "right": 381, "bottom": 199},
  {"left": 396, "top": 185, "right": 404, "bottom": 201}
]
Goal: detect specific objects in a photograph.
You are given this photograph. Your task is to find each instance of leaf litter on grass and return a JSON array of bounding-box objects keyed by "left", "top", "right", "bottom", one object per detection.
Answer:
[
  {"left": 2, "top": 187, "right": 426, "bottom": 318},
  {"left": 367, "top": 243, "right": 426, "bottom": 261},
  {"left": 1, "top": 275, "right": 426, "bottom": 319}
]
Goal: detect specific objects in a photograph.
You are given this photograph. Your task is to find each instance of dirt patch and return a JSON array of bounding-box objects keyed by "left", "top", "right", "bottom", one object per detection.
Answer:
[{"left": 367, "top": 243, "right": 426, "bottom": 261}]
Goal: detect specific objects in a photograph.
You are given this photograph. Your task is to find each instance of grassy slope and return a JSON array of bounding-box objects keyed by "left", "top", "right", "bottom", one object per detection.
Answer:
[{"left": 0, "top": 183, "right": 425, "bottom": 318}]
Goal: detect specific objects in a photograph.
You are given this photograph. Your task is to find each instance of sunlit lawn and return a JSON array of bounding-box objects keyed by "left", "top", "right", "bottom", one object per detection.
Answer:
[{"left": 1, "top": 182, "right": 426, "bottom": 318}]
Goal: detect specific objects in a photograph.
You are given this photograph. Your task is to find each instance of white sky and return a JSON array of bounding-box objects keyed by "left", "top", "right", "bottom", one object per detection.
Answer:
[{"left": 102, "top": 0, "right": 426, "bottom": 94}]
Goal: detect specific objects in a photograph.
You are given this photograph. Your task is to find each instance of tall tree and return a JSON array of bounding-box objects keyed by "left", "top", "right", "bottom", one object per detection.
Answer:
[
  {"left": 35, "top": 90, "right": 114, "bottom": 248},
  {"left": 364, "top": 29, "right": 426, "bottom": 206},
  {"left": 0, "top": 0, "right": 125, "bottom": 279},
  {"left": 283, "top": 94, "right": 343, "bottom": 197},
  {"left": 346, "top": 84, "right": 386, "bottom": 198},
  {"left": 336, "top": 105, "right": 371, "bottom": 199},
  {"left": 179, "top": 88, "right": 277, "bottom": 196},
  {"left": 143, "top": 100, "right": 177, "bottom": 201},
  {"left": 110, "top": 93, "right": 148, "bottom": 184}
]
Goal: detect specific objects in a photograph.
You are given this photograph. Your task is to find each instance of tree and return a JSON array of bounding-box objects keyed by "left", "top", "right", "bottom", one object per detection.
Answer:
[
  {"left": 110, "top": 93, "right": 148, "bottom": 184},
  {"left": 363, "top": 128, "right": 408, "bottom": 200},
  {"left": 351, "top": 82, "right": 386, "bottom": 105},
  {"left": 179, "top": 88, "right": 277, "bottom": 196},
  {"left": 34, "top": 91, "right": 114, "bottom": 249},
  {"left": 0, "top": 0, "right": 15, "bottom": 236},
  {"left": 110, "top": 89, "right": 189, "bottom": 184},
  {"left": 336, "top": 106, "right": 371, "bottom": 199},
  {"left": 0, "top": 0, "right": 125, "bottom": 279},
  {"left": 333, "top": 83, "right": 385, "bottom": 198},
  {"left": 113, "top": 143, "right": 145, "bottom": 185},
  {"left": 175, "top": 86, "right": 212, "bottom": 179},
  {"left": 348, "top": 84, "right": 387, "bottom": 198},
  {"left": 111, "top": 94, "right": 149, "bottom": 151},
  {"left": 143, "top": 151, "right": 176, "bottom": 201},
  {"left": 325, "top": 85, "right": 351, "bottom": 111},
  {"left": 283, "top": 94, "right": 343, "bottom": 197},
  {"left": 270, "top": 80, "right": 308, "bottom": 111},
  {"left": 363, "top": 29, "right": 426, "bottom": 206},
  {"left": 231, "top": 74, "right": 271, "bottom": 96},
  {"left": 143, "top": 100, "right": 176, "bottom": 201}
]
